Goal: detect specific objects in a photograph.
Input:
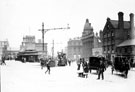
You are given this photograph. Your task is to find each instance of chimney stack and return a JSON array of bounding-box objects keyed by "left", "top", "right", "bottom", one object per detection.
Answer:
[
  {"left": 118, "top": 12, "right": 124, "bottom": 29},
  {"left": 130, "top": 13, "right": 135, "bottom": 38}
]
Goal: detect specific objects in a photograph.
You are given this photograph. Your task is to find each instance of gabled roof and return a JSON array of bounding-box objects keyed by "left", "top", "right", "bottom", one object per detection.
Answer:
[
  {"left": 110, "top": 20, "right": 130, "bottom": 29},
  {"left": 117, "top": 39, "right": 135, "bottom": 47}
]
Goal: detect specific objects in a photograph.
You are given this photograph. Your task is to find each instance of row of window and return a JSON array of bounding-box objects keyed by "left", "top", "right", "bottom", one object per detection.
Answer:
[
  {"left": 103, "top": 37, "right": 115, "bottom": 45},
  {"left": 68, "top": 48, "right": 82, "bottom": 53},
  {"left": 103, "top": 33, "right": 114, "bottom": 38},
  {"left": 103, "top": 45, "right": 115, "bottom": 51},
  {"left": 0, "top": 41, "right": 8, "bottom": 47},
  {"left": 68, "top": 42, "right": 82, "bottom": 46},
  {"left": 117, "top": 47, "right": 132, "bottom": 54}
]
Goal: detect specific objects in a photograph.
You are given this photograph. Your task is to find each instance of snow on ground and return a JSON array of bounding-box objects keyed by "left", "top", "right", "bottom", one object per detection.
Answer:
[{"left": 1, "top": 60, "right": 135, "bottom": 92}]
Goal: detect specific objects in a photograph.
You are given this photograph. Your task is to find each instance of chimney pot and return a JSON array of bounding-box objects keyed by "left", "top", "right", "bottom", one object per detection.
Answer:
[
  {"left": 118, "top": 12, "right": 124, "bottom": 29},
  {"left": 130, "top": 13, "right": 134, "bottom": 38}
]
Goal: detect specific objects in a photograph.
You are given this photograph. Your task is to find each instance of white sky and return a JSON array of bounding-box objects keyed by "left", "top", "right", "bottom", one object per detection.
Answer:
[{"left": 0, "top": 0, "right": 135, "bottom": 55}]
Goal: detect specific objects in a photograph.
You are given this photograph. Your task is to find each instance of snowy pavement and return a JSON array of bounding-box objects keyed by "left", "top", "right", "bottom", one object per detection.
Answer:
[{"left": 1, "top": 60, "right": 135, "bottom": 92}]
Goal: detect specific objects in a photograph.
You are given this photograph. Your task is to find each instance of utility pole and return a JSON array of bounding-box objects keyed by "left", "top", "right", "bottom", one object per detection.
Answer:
[
  {"left": 52, "top": 40, "right": 54, "bottom": 59},
  {"left": 38, "top": 22, "right": 70, "bottom": 58},
  {"left": 39, "top": 22, "right": 45, "bottom": 53}
]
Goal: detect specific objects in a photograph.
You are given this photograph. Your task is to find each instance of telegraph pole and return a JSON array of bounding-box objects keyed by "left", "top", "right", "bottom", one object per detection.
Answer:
[
  {"left": 42, "top": 23, "right": 45, "bottom": 52},
  {"left": 39, "top": 22, "right": 44, "bottom": 52},
  {"left": 52, "top": 40, "right": 54, "bottom": 59},
  {"left": 38, "top": 22, "right": 70, "bottom": 58}
]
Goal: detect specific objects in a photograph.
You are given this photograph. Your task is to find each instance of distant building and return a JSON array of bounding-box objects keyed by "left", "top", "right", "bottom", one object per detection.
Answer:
[
  {"left": 0, "top": 40, "right": 9, "bottom": 61},
  {"left": 20, "top": 35, "right": 36, "bottom": 51},
  {"left": 6, "top": 48, "right": 19, "bottom": 60},
  {"left": 92, "top": 32, "right": 102, "bottom": 57},
  {"left": 35, "top": 39, "right": 47, "bottom": 57},
  {"left": 67, "top": 37, "right": 83, "bottom": 60},
  {"left": 102, "top": 12, "right": 135, "bottom": 61},
  {"left": 20, "top": 35, "right": 47, "bottom": 58},
  {"left": 81, "top": 19, "right": 102, "bottom": 59}
]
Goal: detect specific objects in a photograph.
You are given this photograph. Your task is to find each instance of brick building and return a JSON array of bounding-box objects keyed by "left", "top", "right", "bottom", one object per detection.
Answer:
[
  {"left": 67, "top": 37, "right": 83, "bottom": 60},
  {"left": 102, "top": 12, "right": 135, "bottom": 61}
]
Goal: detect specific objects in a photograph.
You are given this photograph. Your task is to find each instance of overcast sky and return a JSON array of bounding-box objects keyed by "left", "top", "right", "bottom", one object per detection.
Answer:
[{"left": 0, "top": 0, "right": 135, "bottom": 55}]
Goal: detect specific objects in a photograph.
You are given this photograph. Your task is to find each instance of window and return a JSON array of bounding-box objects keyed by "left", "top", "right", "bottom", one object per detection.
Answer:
[
  {"left": 111, "top": 45, "right": 114, "bottom": 50},
  {"left": 125, "top": 48, "right": 127, "bottom": 53},
  {"left": 112, "top": 32, "right": 114, "bottom": 36},
  {"left": 107, "top": 46, "right": 110, "bottom": 51},
  {"left": 103, "top": 46, "right": 106, "bottom": 51}
]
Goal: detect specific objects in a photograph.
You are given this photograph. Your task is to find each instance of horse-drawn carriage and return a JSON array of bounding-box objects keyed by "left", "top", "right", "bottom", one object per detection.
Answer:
[
  {"left": 57, "top": 52, "right": 67, "bottom": 66},
  {"left": 112, "top": 56, "right": 130, "bottom": 78},
  {"left": 88, "top": 56, "right": 107, "bottom": 73}
]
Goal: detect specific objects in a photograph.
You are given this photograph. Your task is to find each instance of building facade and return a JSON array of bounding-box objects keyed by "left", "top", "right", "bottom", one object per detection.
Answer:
[
  {"left": 102, "top": 12, "right": 135, "bottom": 61},
  {"left": 35, "top": 40, "right": 48, "bottom": 57},
  {"left": 0, "top": 40, "right": 9, "bottom": 58},
  {"left": 92, "top": 32, "right": 102, "bottom": 57},
  {"left": 20, "top": 36, "right": 36, "bottom": 51},
  {"left": 81, "top": 19, "right": 102, "bottom": 59},
  {"left": 67, "top": 37, "right": 83, "bottom": 60},
  {"left": 20, "top": 35, "right": 48, "bottom": 57}
]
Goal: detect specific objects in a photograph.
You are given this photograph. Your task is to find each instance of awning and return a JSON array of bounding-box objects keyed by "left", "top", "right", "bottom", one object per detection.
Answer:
[
  {"left": 117, "top": 39, "right": 135, "bottom": 47},
  {"left": 19, "top": 53, "right": 38, "bottom": 56},
  {"left": 17, "top": 50, "right": 39, "bottom": 56}
]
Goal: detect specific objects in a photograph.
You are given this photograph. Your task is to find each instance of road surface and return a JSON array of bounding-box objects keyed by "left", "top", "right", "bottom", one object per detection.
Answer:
[{"left": 1, "top": 60, "right": 135, "bottom": 92}]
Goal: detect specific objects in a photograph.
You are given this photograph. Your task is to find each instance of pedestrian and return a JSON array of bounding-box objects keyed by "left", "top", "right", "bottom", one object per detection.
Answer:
[
  {"left": 2, "top": 55, "right": 6, "bottom": 65},
  {"left": 111, "top": 56, "right": 115, "bottom": 74},
  {"left": 68, "top": 59, "right": 71, "bottom": 66},
  {"left": 45, "top": 58, "right": 51, "bottom": 74},
  {"left": 77, "top": 58, "right": 82, "bottom": 70},
  {"left": 83, "top": 61, "right": 89, "bottom": 73},
  {"left": 40, "top": 58, "right": 45, "bottom": 69},
  {"left": 97, "top": 58, "right": 105, "bottom": 80},
  {"left": 124, "top": 57, "right": 130, "bottom": 78}
]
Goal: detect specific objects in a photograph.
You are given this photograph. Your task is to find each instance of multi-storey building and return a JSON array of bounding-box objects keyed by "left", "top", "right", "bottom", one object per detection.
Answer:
[
  {"left": 102, "top": 12, "right": 135, "bottom": 61},
  {"left": 67, "top": 37, "right": 83, "bottom": 60},
  {"left": 0, "top": 40, "right": 9, "bottom": 56},
  {"left": 20, "top": 36, "right": 36, "bottom": 51},
  {"left": 35, "top": 39, "right": 47, "bottom": 57},
  {"left": 81, "top": 19, "right": 102, "bottom": 59},
  {"left": 116, "top": 13, "right": 135, "bottom": 59},
  {"left": 20, "top": 35, "right": 47, "bottom": 57}
]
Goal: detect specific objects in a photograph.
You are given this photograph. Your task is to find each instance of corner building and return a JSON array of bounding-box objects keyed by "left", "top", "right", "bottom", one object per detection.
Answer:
[
  {"left": 102, "top": 12, "right": 135, "bottom": 61},
  {"left": 81, "top": 19, "right": 101, "bottom": 60}
]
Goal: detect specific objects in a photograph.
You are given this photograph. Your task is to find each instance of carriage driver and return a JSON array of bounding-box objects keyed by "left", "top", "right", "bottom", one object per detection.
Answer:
[{"left": 97, "top": 58, "right": 106, "bottom": 80}]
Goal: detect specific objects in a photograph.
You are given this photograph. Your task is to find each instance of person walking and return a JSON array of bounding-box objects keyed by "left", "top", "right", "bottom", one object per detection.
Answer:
[
  {"left": 124, "top": 57, "right": 130, "bottom": 78},
  {"left": 68, "top": 59, "right": 71, "bottom": 66},
  {"left": 2, "top": 55, "right": 6, "bottom": 65},
  {"left": 97, "top": 58, "right": 106, "bottom": 80},
  {"left": 45, "top": 58, "right": 51, "bottom": 74},
  {"left": 40, "top": 58, "right": 44, "bottom": 69}
]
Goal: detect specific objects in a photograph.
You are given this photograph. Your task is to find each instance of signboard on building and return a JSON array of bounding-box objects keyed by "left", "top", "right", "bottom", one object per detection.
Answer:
[{"left": 92, "top": 47, "right": 103, "bottom": 57}]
